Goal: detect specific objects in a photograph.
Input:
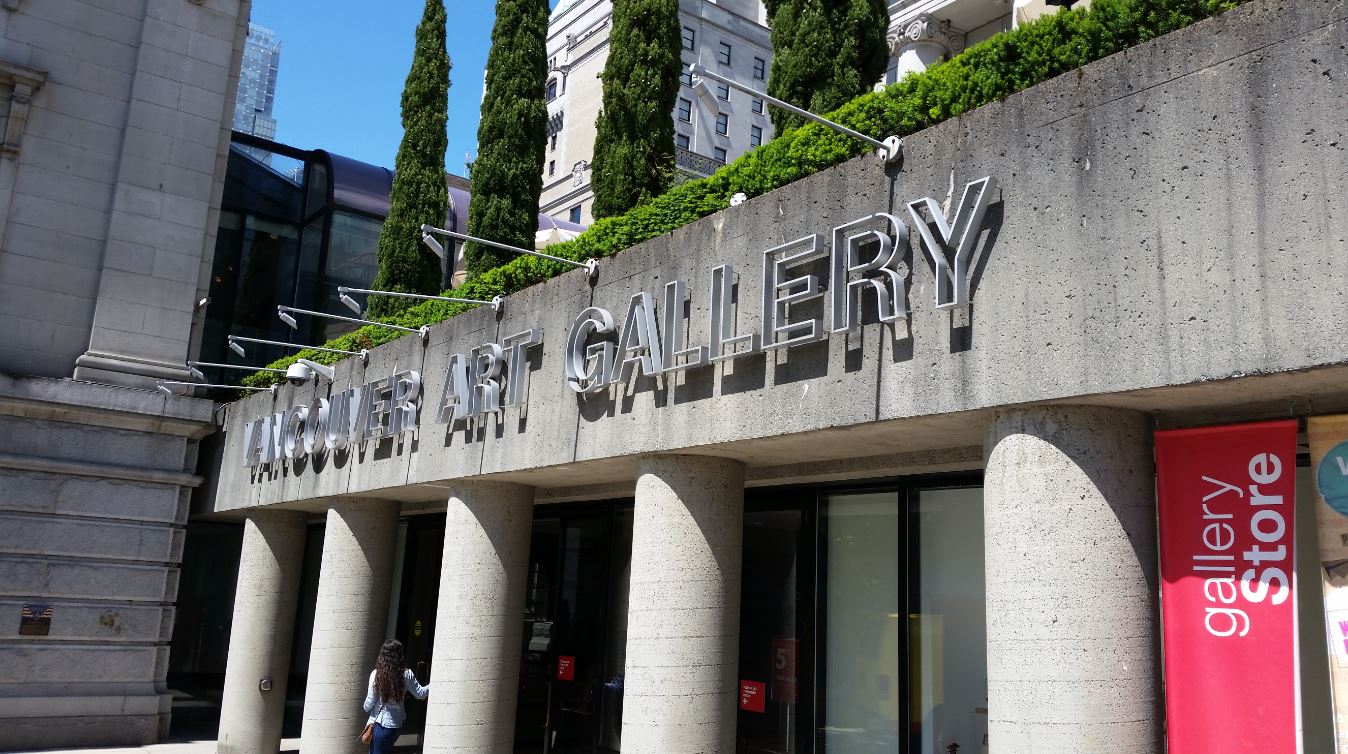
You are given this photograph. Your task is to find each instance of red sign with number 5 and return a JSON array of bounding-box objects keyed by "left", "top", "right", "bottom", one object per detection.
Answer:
[{"left": 771, "top": 639, "right": 797, "bottom": 702}]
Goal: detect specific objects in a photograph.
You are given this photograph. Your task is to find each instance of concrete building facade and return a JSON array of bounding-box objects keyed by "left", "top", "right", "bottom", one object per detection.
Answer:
[
  {"left": 540, "top": 0, "right": 774, "bottom": 226},
  {"left": 196, "top": 2, "right": 1348, "bottom": 753},
  {"left": 0, "top": 0, "right": 248, "bottom": 747}
]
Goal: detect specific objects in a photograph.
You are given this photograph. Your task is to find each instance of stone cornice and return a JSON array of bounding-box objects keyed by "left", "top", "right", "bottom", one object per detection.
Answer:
[{"left": 888, "top": 13, "right": 967, "bottom": 55}]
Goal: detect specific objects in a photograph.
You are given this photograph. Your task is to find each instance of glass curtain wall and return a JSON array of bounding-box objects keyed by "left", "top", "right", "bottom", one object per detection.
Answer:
[
  {"left": 740, "top": 479, "right": 986, "bottom": 754},
  {"left": 199, "top": 134, "right": 389, "bottom": 373}
]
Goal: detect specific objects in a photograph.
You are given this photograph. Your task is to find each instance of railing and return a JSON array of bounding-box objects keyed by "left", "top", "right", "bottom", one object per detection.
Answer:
[{"left": 675, "top": 146, "right": 725, "bottom": 178}]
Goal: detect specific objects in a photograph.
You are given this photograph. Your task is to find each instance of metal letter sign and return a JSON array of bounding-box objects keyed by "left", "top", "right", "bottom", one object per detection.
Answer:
[
  {"left": 242, "top": 175, "right": 996, "bottom": 469},
  {"left": 563, "top": 175, "right": 995, "bottom": 384},
  {"left": 906, "top": 176, "right": 996, "bottom": 309}
]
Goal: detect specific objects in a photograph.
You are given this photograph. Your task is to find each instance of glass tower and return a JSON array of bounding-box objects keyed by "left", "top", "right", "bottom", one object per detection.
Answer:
[{"left": 232, "top": 23, "right": 281, "bottom": 161}]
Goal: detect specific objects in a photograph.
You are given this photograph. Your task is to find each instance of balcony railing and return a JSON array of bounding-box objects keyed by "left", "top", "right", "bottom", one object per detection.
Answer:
[{"left": 675, "top": 146, "right": 725, "bottom": 178}]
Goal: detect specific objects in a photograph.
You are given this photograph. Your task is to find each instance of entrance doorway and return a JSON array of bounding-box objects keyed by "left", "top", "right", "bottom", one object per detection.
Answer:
[{"left": 515, "top": 502, "right": 633, "bottom": 753}]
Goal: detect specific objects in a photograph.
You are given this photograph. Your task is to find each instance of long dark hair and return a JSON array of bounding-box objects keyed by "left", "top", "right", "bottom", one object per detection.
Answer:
[{"left": 373, "top": 639, "right": 407, "bottom": 702}]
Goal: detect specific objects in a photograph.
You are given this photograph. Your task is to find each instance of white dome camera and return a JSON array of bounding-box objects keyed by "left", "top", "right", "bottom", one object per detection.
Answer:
[
  {"left": 285, "top": 361, "right": 314, "bottom": 387},
  {"left": 285, "top": 358, "right": 336, "bottom": 387}
]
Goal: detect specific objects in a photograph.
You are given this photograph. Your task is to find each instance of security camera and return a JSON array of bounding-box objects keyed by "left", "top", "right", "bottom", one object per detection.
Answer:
[{"left": 285, "top": 361, "right": 314, "bottom": 386}]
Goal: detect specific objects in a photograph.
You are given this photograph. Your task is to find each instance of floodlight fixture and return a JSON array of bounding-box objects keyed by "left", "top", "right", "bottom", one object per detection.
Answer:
[
  {"left": 420, "top": 231, "right": 445, "bottom": 258},
  {"left": 295, "top": 358, "right": 336, "bottom": 382},
  {"left": 421, "top": 224, "right": 599, "bottom": 278},
  {"left": 277, "top": 305, "right": 430, "bottom": 341},
  {"left": 688, "top": 63, "right": 902, "bottom": 163},
  {"left": 227, "top": 335, "right": 368, "bottom": 362},
  {"left": 337, "top": 286, "right": 503, "bottom": 316}
]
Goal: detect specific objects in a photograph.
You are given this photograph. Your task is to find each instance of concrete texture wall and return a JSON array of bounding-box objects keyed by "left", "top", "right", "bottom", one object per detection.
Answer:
[
  {"left": 0, "top": 0, "right": 248, "bottom": 385},
  {"left": 422, "top": 481, "right": 534, "bottom": 753},
  {"left": 622, "top": 455, "right": 744, "bottom": 753},
  {"left": 209, "top": 0, "right": 1348, "bottom": 512},
  {"left": 0, "top": 374, "right": 214, "bottom": 749},
  {"left": 217, "top": 511, "right": 306, "bottom": 754},
  {"left": 298, "top": 499, "right": 401, "bottom": 754},
  {"left": 984, "top": 406, "right": 1159, "bottom": 753}
]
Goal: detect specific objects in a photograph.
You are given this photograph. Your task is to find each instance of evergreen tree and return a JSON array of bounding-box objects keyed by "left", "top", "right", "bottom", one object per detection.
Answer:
[
  {"left": 589, "top": 0, "right": 681, "bottom": 219},
  {"left": 464, "top": 0, "right": 550, "bottom": 276},
  {"left": 368, "top": 0, "right": 450, "bottom": 318},
  {"left": 764, "top": 0, "right": 889, "bottom": 134}
]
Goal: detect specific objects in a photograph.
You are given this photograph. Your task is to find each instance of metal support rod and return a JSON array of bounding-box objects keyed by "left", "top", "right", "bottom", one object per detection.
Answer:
[
  {"left": 189, "top": 360, "right": 286, "bottom": 376},
  {"left": 421, "top": 224, "right": 599, "bottom": 277},
  {"left": 158, "top": 380, "right": 275, "bottom": 394},
  {"left": 227, "top": 335, "right": 366, "bottom": 359},
  {"left": 338, "top": 286, "right": 503, "bottom": 313},
  {"left": 688, "top": 63, "right": 902, "bottom": 162},
  {"left": 278, "top": 305, "right": 429, "bottom": 339}
]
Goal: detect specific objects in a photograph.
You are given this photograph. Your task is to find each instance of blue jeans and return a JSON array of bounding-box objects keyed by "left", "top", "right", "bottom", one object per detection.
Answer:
[{"left": 370, "top": 722, "right": 399, "bottom": 754}]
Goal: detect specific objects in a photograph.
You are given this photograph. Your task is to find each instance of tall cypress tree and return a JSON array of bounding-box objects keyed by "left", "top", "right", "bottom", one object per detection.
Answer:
[
  {"left": 764, "top": 0, "right": 888, "bottom": 134},
  {"left": 369, "top": 0, "right": 450, "bottom": 318},
  {"left": 464, "top": 0, "right": 550, "bottom": 276},
  {"left": 589, "top": 0, "right": 681, "bottom": 220}
]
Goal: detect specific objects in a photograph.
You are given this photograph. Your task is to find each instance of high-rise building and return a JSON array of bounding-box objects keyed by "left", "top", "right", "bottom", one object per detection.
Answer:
[
  {"left": 540, "top": 0, "right": 774, "bottom": 226},
  {"left": 232, "top": 23, "right": 281, "bottom": 150}
]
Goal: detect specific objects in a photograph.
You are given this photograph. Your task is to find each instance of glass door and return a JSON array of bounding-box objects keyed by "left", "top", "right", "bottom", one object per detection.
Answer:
[{"left": 517, "top": 503, "right": 633, "bottom": 754}]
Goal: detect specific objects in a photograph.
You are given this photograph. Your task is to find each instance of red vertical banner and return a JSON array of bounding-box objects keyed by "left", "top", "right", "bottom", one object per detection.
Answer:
[{"left": 1156, "top": 419, "right": 1298, "bottom": 754}]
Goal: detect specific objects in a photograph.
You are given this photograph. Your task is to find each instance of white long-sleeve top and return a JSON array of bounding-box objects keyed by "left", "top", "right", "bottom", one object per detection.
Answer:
[{"left": 363, "top": 668, "right": 430, "bottom": 728}]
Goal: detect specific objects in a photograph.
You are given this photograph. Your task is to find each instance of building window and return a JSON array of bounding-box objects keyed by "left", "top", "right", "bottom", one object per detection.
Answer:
[
  {"left": 569, "top": 205, "right": 582, "bottom": 224},
  {"left": 548, "top": 160, "right": 555, "bottom": 177},
  {"left": 752, "top": 97, "right": 764, "bottom": 115},
  {"left": 713, "top": 146, "right": 727, "bottom": 163},
  {"left": 753, "top": 56, "right": 766, "bottom": 80},
  {"left": 550, "top": 134, "right": 557, "bottom": 152},
  {"left": 682, "top": 25, "right": 695, "bottom": 51},
  {"left": 678, "top": 98, "right": 692, "bottom": 123},
  {"left": 717, "top": 83, "right": 729, "bottom": 101},
  {"left": 676, "top": 133, "right": 690, "bottom": 149},
  {"left": 546, "top": 78, "right": 558, "bottom": 102},
  {"left": 681, "top": 69, "right": 693, "bottom": 87},
  {"left": 750, "top": 125, "right": 762, "bottom": 146},
  {"left": 717, "top": 42, "right": 732, "bottom": 66},
  {"left": 715, "top": 112, "right": 728, "bottom": 136}
]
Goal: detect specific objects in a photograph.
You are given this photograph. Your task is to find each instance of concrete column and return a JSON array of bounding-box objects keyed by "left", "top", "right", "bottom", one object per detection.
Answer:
[
  {"left": 217, "top": 510, "right": 308, "bottom": 754},
  {"left": 621, "top": 455, "right": 745, "bottom": 754},
  {"left": 422, "top": 481, "right": 534, "bottom": 753},
  {"left": 984, "top": 406, "right": 1160, "bottom": 753},
  {"left": 299, "top": 499, "right": 401, "bottom": 754}
]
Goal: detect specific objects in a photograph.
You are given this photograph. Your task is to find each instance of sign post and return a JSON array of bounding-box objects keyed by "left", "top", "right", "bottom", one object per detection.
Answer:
[{"left": 1156, "top": 419, "right": 1298, "bottom": 754}]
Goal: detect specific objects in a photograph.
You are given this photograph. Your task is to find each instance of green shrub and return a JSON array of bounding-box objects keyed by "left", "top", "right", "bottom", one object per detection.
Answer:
[{"left": 241, "top": 0, "right": 1245, "bottom": 388}]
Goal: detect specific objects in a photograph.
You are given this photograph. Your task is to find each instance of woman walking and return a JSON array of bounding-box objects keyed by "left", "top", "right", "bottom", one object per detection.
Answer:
[{"left": 363, "top": 639, "right": 430, "bottom": 753}]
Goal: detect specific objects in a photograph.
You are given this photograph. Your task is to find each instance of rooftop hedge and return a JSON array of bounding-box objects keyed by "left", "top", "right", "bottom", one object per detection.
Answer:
[{"left": 241, "top": 0, "right": 1245, "bottom": 388}]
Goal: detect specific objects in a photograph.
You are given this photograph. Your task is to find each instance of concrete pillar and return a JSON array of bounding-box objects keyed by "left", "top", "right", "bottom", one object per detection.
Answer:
[
  {"left": 621, "top": 455, "right": 745, "bottom": 754},
  {"left": 422, "top": 481, "right": 534, "bottom": 753},
  {"left": 299, "top": 499, "right": 401, "bottom": 754},
  {"left": 984, "top": 406, "right": 1160, "bottom": 753},
  {"left": 217, "top": 510, "right": 307, "bottom": 754}
]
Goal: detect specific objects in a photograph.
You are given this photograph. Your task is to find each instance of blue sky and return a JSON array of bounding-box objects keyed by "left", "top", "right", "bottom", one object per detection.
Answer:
[{"left": 252, "top": 1, "right": 558, "bottom": 175}]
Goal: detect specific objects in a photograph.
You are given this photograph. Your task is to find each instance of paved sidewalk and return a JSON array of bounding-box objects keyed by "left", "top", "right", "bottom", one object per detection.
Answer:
[{"left": 13, "top": 740, "right": 300, "bottom": 754}]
